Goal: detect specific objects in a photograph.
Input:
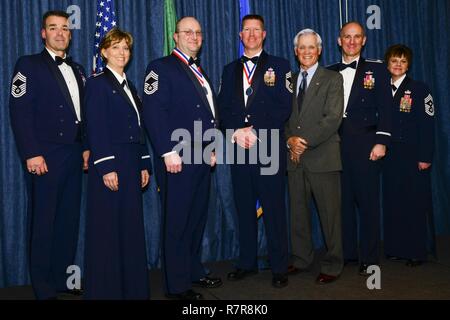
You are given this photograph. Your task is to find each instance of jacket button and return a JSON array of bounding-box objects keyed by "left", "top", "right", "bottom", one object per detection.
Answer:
[
  {"left": 59, "top": 132, "right": 63, "bottom": 136},
  {"left": 211, "top": 120, "right": 214, "bottom": 123},
  {"left": 60, "top": 119, "right": 64, "bottom": 123},
  {"left": 247, "top": 114, "right": 251, "bottom": 118},
  {"left": 297, "top": 126, "right": 301, "bottom": 129},
  {"left": 129, "top": 125, "right": 132, "bottom": 129},
  {"left": 196, "top": 104, "right": 201, "bottom": 108},
  {"left": 75, "top": 120, "right": 79, "bottom": 124},
  {"left": 361, "top": 98, "right": 365, "bottom": 102},
  {"left": 59, "top": 105, "right": 63, "bottom": 109},
  {"left": 130, "top": 136, "right": 133, "bottom": 140}
]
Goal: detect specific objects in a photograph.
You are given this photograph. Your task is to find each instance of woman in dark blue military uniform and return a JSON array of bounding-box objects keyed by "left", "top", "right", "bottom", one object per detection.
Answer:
[
  {"left": 84, "top": 28, "right": 151, "bottom": 299},
  {"left": 382, "top": 44, "right": 435, "bottom": 267}
]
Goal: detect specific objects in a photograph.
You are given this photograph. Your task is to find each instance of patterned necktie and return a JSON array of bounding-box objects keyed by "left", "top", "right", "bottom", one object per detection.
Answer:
[{"left": 297, "top": 71, "right": 308, "bottom": 113}]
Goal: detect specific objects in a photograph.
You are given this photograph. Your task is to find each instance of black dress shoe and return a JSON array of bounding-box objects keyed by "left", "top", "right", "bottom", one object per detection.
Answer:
[
  {"left": 272, "top": 273, "right": 288, "bottom": 288},
  {"left": 227, "top": 268, "right": 258, "bottom": 281},
  {"left": 405, "top": 259, "right": 422, "bottom": 267},
  {"left": 192, "top": 276, "right": 223, "bottom": 288},
  {"left": 316, "top": 273, "right": 338, "bottom": 284},
  {"left": 165, "top": 289, "right": 203, "bottom": 300}
]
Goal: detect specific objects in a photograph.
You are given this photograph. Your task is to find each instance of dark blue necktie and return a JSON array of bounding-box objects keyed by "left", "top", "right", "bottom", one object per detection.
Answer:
[{"left": 297, "top": 71, "right": 308, "bottom": 113}]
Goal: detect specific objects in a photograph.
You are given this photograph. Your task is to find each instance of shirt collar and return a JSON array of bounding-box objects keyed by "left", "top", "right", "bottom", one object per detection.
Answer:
[
  {"left": 300, "top": 62, "right": 319, "bottom": 78},
  {"left": 341, "top": 56, "right": 360, "bottom": 67},
  {"left": 174, "top": 47, "right": 197, "bottom": 61},
  {"left": 243, "top": 49, "right": 263, "bottom": 59},
  {"left": 45, "top": 47, "right": 66, "bottom": 61},
  {"left": 392, "top": 74, "right": 406, "bottom": 87},
  {"left": 106, "top": 65, "right": 127, "bottom": 84}
]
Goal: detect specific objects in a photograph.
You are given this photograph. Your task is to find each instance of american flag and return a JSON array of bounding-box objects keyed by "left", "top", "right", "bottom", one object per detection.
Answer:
[{"left": 92, "top": 0, "right": 117, "bottom": 74}]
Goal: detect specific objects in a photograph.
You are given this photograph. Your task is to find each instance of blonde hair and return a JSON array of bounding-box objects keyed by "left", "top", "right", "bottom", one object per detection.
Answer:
[{"left": 99, "top": 28, "right": 133, "bottom": 62}]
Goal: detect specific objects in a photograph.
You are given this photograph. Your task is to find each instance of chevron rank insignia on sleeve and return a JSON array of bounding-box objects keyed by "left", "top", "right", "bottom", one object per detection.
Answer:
[
  {"left": 11, "top": 72, "right": 27, "bottom": 98},
  {"left": 424, "top": 94, "right": 434, "bottom": 116},
  {"left": 285, "top": 71, "right": 293, "bottom": 93},
  {"left": 144, "top": 70, "right": 159, "bottom": 95}
]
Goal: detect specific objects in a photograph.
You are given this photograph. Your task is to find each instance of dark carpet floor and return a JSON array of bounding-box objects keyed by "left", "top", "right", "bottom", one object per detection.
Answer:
[{"left": 1, "top": 237, "right": 449, "bottom": 300}]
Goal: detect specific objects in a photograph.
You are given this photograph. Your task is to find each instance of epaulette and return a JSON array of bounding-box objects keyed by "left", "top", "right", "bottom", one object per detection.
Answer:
[{"left": 366, "top": 58, "right": 383, "bottom": 64}]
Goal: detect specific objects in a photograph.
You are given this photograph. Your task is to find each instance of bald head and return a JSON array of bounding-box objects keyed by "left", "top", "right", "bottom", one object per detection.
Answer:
[{"left": 173, "top": 16, "right": 203, "bottom": 58}]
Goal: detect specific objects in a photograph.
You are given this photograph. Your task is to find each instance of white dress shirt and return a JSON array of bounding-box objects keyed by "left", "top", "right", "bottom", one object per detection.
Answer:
[
  {"left": 242, "top": 49, "right": 263, "bottom": 106},
  {"left": 339, "top": 56, "right": 360, "bottom": 117},
  {"left": 46, "top": 47, "right": 81, "bottom": 121},
  {"left": 297, "top": 62, "right": 319, "bottom": 95}
]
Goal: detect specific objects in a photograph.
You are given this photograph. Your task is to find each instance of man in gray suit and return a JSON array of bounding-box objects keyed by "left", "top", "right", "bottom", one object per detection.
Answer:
[{"left": 285, "top": 29, "right": 344, "bottom": 284}]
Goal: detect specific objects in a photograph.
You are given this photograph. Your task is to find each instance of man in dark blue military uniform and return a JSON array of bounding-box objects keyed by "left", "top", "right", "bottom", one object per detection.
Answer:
[
  {"left": 328, "top": 21, "right": 392, "bottom": 275},
  {"left": 218, "top": 15, "right": 292, "bottom": 288},
  {"left": 9, "top": 10, "right": 88, "bottom": 299},
  {"left": 142, "top": 16, "right": 222, "bottom": 300}
]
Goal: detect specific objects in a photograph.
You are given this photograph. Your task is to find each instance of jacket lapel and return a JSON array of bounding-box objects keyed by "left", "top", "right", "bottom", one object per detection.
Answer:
[
  {"left": 71, "top": 64, "right": 85, "bottom": 120},
  {"left": 299, "top": 67, "right": 324, "bottom": 117},
  {"left": 203, "top": 71, "right": 218, "bottom": 120},
  {"left": 41, "top": 50, "right": 78, "bottom": 120},
  {"left": 347, "top": 57, "right": 366, "bottom": 110},
  {"left": 233, "top": 60, "right": 245, "bottom": 108},
  {"left": 104, "top": 68, "right": 138, "bottom": 114},
  {"left": 246, "top": 50, "right": 268, "bottom": 108},
  {"left": 291, "top": 72, "right": 300, "bottom": 120},
  {"left": 394, "top": 76, "right": 410, "bottom": 101},
  {"left": 172, "top": 55, "right": 213, "bottom": 117}
]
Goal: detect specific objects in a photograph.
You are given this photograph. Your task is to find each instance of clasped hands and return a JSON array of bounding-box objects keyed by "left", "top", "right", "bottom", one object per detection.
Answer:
[
  {"left": 232, "top": 126, "right": 259, "bottom": 149},
  {"left": 287, "top": 136, "right": 308, "bottom": 165}
]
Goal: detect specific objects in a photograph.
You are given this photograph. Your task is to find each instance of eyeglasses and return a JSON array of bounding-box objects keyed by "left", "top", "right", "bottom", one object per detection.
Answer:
[{"left": 178, "top": 30, "right": 203, "bottom": 38}]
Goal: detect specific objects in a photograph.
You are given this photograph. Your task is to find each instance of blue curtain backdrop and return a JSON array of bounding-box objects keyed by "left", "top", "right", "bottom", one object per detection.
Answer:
[{"left": 1, "top": 0, "right": 449, "bottom": 288}]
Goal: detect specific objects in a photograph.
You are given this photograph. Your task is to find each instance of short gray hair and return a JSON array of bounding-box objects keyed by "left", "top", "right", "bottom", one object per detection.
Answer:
[{"left": 293, "top": 28, "right": 322, "bottom": 49}]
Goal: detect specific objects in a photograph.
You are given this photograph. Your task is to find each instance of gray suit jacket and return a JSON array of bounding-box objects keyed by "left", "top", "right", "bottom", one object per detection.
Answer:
[{"left": 285, "top": 66, "right": 344, "bottom": 172}]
